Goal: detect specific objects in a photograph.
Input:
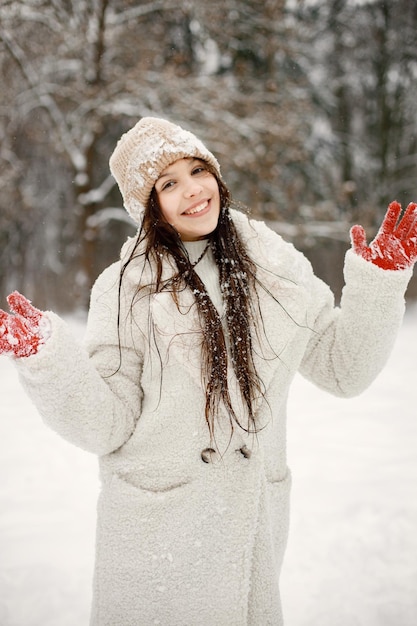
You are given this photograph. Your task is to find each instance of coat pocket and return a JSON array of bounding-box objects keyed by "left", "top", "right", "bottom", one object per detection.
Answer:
[
  {"left": 114, "top": 469, "right": 194, "bottom": 494},
  {"left": 266, "top": 469, "right": 292, "bottom": 570}
]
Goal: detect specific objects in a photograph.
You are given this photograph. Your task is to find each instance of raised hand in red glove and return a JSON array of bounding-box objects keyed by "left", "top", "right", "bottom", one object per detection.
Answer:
[
  {"left": 0, "top": 291, "right": 50, "bottom": 358},
  {"left": 350, "top": 201, "right": 417, "bottom": 270}
]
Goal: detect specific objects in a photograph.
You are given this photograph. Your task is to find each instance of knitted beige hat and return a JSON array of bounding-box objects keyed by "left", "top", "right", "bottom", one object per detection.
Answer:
[{"left": 109, "top": 117, "right": 221, "bottom": 225}]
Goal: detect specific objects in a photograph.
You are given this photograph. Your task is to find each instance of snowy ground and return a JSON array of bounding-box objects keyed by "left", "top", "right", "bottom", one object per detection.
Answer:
[{"left": 1, "top": 306, "right": 417, "bottom": 626}]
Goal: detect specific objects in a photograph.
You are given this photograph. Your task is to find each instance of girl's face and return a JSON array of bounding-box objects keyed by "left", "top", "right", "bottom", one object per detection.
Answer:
[{"left": 154, "top": 158, "right": 220, "bottom": 241}]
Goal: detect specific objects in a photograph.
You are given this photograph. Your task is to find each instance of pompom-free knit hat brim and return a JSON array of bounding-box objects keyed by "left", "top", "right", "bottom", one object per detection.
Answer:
[{"left": 109, "top": 117, "right": 221, "bottom": 225}]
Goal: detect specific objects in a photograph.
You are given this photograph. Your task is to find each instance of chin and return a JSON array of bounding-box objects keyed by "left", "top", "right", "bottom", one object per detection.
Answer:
[{"left": 183, "top": 218, "right": 219, "bottom": 241}]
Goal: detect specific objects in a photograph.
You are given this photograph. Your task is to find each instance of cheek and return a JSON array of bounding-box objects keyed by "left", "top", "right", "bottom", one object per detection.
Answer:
[
  {"left": 212, "top": 182, "right": 221, "bottom": 205},
  {"left": 158, "top": 196, "right": 177, "bottom": 223}
]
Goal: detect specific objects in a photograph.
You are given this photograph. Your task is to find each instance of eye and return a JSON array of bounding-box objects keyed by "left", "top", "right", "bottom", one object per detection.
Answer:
[
  {"left": 159, "top": 180, "right": 175, "bottom": 192},
  {"left": 192, "top": 165, "right": 207, "bottom": 176}
]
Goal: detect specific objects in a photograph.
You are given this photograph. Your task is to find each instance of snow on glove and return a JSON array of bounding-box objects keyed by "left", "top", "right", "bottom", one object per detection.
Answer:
[
  {"left": 0, "top": 291, "right": 50, "bottom": 358},
  {"left": 350, "top": 201, "right": 417, "bottom": 270}
]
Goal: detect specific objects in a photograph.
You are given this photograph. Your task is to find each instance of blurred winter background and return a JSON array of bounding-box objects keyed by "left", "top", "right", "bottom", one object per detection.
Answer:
[{"left": 1, "top": 0, "right": 416, "bottom": 624}]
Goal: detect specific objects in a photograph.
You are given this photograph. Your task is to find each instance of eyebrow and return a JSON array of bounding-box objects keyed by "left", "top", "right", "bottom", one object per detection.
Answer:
[{"left": 156, "top": 170, "right": 173, "bottom": 182}]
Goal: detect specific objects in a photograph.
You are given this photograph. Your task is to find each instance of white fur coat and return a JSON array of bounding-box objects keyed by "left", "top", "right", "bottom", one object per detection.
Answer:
[{"left": 16, "top": 210, "right": 412, "bottom": 625}]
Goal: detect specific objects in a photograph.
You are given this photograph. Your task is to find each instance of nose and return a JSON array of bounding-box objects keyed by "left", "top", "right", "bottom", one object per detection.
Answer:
[{"left": 183, "top": 176, "right": 203, "bottom": 198}]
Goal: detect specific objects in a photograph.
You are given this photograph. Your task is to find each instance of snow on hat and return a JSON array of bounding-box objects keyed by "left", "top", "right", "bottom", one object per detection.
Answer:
[{"left": 109, "top": 116, "right": 221, "bottom": 225}]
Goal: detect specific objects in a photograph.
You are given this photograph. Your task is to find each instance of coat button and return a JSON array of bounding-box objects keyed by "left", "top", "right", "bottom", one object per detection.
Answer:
[
  {"left": 239, "top": 445, "right": 252, "bottom": 459},
  {"left": 201, "top": 447, "right": 216, "bottom": 463}
]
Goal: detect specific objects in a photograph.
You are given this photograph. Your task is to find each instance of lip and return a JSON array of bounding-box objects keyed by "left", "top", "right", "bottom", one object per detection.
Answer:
[{"left": 182, "top": 199, "right": 211, "bottom": 217}]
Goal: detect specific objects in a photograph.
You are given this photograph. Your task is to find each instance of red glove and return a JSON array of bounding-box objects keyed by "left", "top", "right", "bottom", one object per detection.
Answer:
[
  {"left": 350, "top": 201, "right": 417, "bottom": 270},
  {"left": 0, "top": 291, "right": 49, "bottom": 358}
]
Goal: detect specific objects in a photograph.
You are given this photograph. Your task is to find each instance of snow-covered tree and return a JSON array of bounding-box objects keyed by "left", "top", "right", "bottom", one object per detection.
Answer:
[{"left": 289, "top": 0, "right": 417, "bottom": 224}]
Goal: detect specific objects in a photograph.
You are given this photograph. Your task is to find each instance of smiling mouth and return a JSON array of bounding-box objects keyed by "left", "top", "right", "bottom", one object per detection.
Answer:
[{"left": 183, "top": 200, "right": 209, "bottom": 216}]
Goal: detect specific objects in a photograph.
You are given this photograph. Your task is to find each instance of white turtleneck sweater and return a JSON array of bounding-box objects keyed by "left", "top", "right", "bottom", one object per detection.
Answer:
[{"left": 182, "top": 239, "right": 224, "bottom": 315}]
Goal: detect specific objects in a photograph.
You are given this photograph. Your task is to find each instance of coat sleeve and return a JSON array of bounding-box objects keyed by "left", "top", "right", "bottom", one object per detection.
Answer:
[
  {"left": 233, "top": 210, "right": 413, "bottom": 398},
  {"left": 15, "top": 262, "right": 144, "bottom": 455},
  {"left": 299, "top": 248, "right": 412, "bottom": 397}
]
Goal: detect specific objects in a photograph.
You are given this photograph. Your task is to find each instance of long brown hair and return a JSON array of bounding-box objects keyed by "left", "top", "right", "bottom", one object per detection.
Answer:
[{"left": 120, "top": 163, "right": 265, "bottom": 444}]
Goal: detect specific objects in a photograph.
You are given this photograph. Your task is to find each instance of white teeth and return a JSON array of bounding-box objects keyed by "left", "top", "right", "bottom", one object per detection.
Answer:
[{"left": 184, "top": 201, "right": 208, "bottom": 215}]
